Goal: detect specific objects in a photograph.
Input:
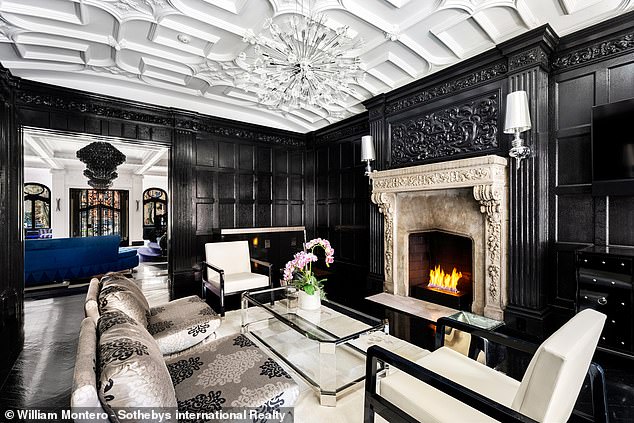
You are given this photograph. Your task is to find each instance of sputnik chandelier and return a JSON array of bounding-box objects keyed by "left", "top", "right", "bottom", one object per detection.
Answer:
[
  {"left": 235, "top": 2, "right": 365, "bottom": 113},
  {"left": 76, "top": 142, "right": 126, "bottom": 190}
]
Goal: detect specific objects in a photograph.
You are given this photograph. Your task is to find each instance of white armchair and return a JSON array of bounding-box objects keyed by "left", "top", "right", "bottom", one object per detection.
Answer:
[
  {"left": 202, "top": 241, "right": 272, "bottom": 316},
  {"left": 365, "top": 309, "right": 607, "bottom": 423}
]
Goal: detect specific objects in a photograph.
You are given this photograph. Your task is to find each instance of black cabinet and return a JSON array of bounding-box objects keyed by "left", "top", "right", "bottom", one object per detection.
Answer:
[{"left": 576, "top": 246, "right": 634, "bottom": 356}]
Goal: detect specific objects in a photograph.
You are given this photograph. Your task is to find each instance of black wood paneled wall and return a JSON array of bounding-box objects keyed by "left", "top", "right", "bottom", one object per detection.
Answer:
[
  {"left": 0, "top": 68, "right": 22, "bottom": 385},
  {"left": 311, "top": 115, "right": 370, "bottom": 284},
  {"left": 549, "top": 16, "right": 634, "bottom": 324},
  {"left": 192, "top": 132, "right": 305, "bottom": 265}
]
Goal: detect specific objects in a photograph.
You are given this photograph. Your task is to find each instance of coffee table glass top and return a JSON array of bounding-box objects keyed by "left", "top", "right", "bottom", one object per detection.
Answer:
[
  {"left": 242, "top": 286, "right": 387, "bottom": 405},
  {"left": 243, "top": 286, "right": 384, "bottom": 344}
]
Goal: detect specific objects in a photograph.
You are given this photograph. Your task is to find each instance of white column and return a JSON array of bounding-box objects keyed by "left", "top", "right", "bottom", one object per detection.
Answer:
[
  {"left": 130, "top": 174, "right": 144, "bottom": 244},
  {"left": 50, "top": 169, "right": 67, "bottom": 238}
]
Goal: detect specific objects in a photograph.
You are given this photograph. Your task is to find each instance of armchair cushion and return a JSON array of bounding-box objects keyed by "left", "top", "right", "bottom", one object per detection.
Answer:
[
  {"left": 165, "top": 334, "right": 300, "bottom": 414},
  {"left": 204, "top": 241, "right": 252, "bottom": 277},
  {"left": 380, "top": 347, "right": 518, "bottom": 423},
  {"left": 97, "top": 310, "right": 177, "bottom": 412},
  {"left": 206, "top": 272, "right": 270, "bottom": 294},
  {"left": 147, "top": 296, "right": 221, "bottom": 356},
  {"left": 511, "top": 309, "right": 606, "bottom": 422}
]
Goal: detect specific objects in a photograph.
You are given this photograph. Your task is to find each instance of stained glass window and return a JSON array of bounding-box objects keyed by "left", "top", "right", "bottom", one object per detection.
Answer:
[
  {"left": 70, "top": 188, "right": 128, "bottom": 241},
  {"left": 24, "top": 183, "right": 51, "bottom": 230},
  {"left": 143, "top": 188, "right": 167, "bottom": 227}
]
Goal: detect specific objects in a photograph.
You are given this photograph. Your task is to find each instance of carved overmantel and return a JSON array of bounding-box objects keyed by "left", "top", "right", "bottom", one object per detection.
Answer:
[{"left": 370, "top": 155, "right": 509, "bottom": 320}]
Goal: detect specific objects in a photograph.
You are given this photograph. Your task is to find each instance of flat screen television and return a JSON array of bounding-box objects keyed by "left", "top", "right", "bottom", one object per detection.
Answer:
[{"left": 592, "top": 98, "right": 634, "bottom": 196}]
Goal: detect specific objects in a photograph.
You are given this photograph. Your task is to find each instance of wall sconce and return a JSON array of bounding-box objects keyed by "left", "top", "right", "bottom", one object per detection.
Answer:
[
  {"left": 55, "top": 198, "right": 61, "bottom": 211},
  {"left": 504, "top": 90, "right": 532, "bottom": 169},
  {"left": 361, "top": 135, "right": 376, "bottom": 182}
]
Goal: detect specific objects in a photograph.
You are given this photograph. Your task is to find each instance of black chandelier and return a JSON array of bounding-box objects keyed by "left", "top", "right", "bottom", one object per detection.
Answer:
[{"left": 76, "top": 142, "right": 126, "bottom": 190}]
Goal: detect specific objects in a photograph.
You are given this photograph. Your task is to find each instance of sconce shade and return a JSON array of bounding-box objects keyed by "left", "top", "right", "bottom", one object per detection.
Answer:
[
  {"left": 361, "top": 135, "right": 376, "bottom": 161},
  {"left": 504, "top": 90, "right": 532, "bottom": 133}
]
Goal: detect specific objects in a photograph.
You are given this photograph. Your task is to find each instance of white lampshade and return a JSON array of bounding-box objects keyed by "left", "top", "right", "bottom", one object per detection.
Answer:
[
  {"left": 361, "top": 135, "right": 375, "bottom": 161},
  {"left": 504, "top": 90, "right": 532, "bottom": 134}
]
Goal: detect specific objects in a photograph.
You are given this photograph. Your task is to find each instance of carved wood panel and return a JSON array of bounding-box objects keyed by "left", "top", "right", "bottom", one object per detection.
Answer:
[{"left": 390, "top": 92, "right": 500, "bottom": 166}]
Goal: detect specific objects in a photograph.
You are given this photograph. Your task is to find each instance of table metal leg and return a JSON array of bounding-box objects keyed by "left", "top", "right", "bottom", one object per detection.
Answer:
[{"left": 319, "top": 341, "right": 337, "bottom": 406}]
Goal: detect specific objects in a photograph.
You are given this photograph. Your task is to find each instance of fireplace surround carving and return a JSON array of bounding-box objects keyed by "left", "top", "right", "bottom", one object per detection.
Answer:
[{"left": 370, "top": 155, "right": 508, "bottom": 320}]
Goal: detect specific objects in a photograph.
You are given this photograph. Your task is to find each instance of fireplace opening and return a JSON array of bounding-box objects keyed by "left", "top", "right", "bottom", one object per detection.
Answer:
[{"left": 409, "top": 231, "right": 473, "bottom": 311}]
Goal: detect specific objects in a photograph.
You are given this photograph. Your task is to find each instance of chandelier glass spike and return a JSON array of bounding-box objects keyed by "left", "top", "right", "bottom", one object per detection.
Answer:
[{"left": 236, "top": 6, "right": 365, "bottom": 112}]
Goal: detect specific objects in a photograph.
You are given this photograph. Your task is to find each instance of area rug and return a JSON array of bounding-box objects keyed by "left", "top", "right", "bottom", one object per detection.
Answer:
[{"left": 219, "top": 309, "right": 391, "bottom": 423}]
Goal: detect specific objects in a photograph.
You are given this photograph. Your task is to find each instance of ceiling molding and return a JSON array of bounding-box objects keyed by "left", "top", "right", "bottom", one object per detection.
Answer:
[{"left": 0, "top": 0, "right": 630, "bottom": 132}]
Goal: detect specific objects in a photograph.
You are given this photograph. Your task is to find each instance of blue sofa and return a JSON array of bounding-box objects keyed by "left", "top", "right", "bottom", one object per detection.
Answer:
[{"left": 25, "top": 235, "right": 139, "bottom": 287}]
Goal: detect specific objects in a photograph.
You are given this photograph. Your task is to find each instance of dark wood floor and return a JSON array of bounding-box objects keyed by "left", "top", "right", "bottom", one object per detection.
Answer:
[
  {"left": 1, "top": 265, "right": 632, "bottom": 422},
  {"left": 0, "top": 263, "right": 170, "bottom": 413}
]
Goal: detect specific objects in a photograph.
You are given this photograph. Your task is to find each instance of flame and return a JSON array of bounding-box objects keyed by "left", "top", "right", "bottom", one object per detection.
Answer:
[{"left": 428, "top": 265, "right": 462, "bottom": 293}]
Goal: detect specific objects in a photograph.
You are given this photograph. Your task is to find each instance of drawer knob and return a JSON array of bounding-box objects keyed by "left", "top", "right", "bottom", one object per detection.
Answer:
[
  {"left": 611, "top": 281, "right": 615, "bottom": 285},
  {"left": 584, "top": 296, "right": 588, "bottom": 299},
  {"left": 621, "top": 262, "right": 625, "bottom": 266},
  {"left": 622, "top": 302, "right": 626, "bottom": 306},
  {"left": 592, "top": 278, "right": 597, "bottom": 282},
  {"left": 621, "top": 342, "right": 625, "bottom": 346},
  {"left": 598, "top": 297, "right": 607, "bottom": 305},
  {"left": 584, "top": 259, "right": 588, "bottom": 263},
  {"left": 602, "top": 261, "right": 606, "bottom": 264},
  {"left": 611, "top": 320, "right": 616, "bottom": 324}
]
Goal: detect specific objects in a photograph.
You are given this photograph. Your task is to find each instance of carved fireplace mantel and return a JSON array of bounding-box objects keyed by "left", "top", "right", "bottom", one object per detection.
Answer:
[{"left": 370, "top": 155, "right": 509, "bottom": 320}]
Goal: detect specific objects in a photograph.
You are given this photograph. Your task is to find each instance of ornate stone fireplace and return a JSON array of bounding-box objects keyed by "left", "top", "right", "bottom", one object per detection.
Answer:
[{"left": 370, "top": 155, "right": 509, "bottom": 320}]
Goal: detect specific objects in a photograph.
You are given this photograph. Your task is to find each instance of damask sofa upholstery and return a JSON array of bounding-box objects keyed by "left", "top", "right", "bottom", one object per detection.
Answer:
[
  {"left": 25, "top": 235, "right": 138, "bottom": 288},
  {"left": 86, "top": 273, "right": 221, "bottom": 356},
  {"left": 71, "top": 316, "right": 300, "bottom": 422}
]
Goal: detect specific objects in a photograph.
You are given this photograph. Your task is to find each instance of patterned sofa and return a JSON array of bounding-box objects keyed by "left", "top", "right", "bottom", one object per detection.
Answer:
[
  {"left": 85, "top": 273, "right": 221, "bottom": 355},
  {"left": 73, "top": 274, "right": 300, "bottom": 422}
]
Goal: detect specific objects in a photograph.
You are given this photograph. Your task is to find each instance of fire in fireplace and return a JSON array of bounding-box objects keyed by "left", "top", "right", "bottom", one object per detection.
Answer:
[
  {"left": 428, "top": 265, "right": 462, "bottom": 293},
  {"left": 409, "top": 231, "right": 473, "bottom": 310}
]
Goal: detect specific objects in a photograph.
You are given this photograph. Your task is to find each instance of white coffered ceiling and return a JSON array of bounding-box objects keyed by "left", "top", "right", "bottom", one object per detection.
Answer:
[
  {"left": 0, "top": 0, "right": 631, "bottom": 133},
  {"left": 23, "top": 128, "right": 169, "bottom": 175}
]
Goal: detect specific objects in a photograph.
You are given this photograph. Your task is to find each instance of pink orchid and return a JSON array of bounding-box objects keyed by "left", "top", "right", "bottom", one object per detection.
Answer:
[{"left": 283, "top": 238, "right": 335, "bottom": 289}]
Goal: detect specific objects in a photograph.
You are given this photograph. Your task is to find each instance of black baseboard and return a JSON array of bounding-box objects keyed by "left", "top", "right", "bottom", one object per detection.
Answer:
[{"left": 171, "top": 270, "right": 197, "bottom": 300}]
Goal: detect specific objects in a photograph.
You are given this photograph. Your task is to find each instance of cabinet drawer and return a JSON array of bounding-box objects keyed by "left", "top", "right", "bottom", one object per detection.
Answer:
[
  {"left": 598, "top": 330, "right": 632, "bottom": 352},
  {"left": 578, "top": 269, "right": 631, "bottom": 289},
  {"left": 577, "top": 253, "right": 631, "bottom": 274},
  {"left": 578, "top": 289, "right": 631, "bottom": 321}
]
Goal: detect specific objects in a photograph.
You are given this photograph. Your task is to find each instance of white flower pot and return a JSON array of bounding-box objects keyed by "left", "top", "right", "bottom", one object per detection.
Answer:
[{"left": 298, "top": 290, "right": 321, "bottom": 311}]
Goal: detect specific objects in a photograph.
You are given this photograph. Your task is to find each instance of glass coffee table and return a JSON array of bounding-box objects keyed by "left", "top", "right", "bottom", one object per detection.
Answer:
[{"left": 241, "top": 286, "right": 386, "bottom": 406}]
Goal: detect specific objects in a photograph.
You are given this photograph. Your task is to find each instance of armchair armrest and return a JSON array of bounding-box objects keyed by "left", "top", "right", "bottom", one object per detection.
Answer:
[
  {"left": 202, "top": 261, "right": 224, "bottom": 277},
  {"left": 250, "top": 258, "right": 273, "bottom": 268},
  {"left": 201, "top": 261, "right": 226, "bottom": 307},
  {"left": 250, "top": 258, "right": 273, "bottom": 288},
  {"left": 364, "top": 345, "right": 538, "bottom": 423}
]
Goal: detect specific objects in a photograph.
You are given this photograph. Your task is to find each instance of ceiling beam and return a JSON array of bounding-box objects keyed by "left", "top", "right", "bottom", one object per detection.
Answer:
[
  {"left": 135, "top": 148, "right": 167, "bottom": 175},
  {"left": 23, "top": 133, "right": 63, "bottom": 169}
]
